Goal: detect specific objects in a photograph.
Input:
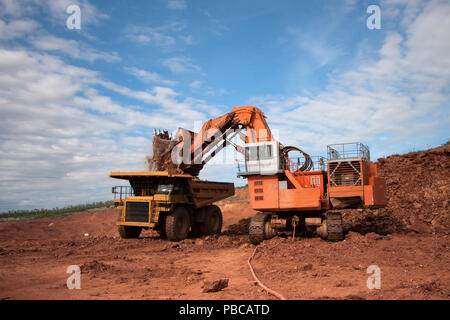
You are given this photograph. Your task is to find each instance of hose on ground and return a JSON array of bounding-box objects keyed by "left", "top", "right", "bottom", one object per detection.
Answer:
[{"left": 248, "top": 246, "right": 287, "bottom": 300}]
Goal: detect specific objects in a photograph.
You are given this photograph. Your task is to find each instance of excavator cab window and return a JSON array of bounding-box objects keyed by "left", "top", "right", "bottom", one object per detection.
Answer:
[
  {"left": 244, "top": 141, "right": 280, "bottom": 175},
  {"left": 259, "top": 144, "right": 272, "bottom": 160},
  {"left": 245, "top": 144, "right": 273, "bottom": 161},
  {"left": 245, "top": 146, "right": 259, "bottom": 161}
]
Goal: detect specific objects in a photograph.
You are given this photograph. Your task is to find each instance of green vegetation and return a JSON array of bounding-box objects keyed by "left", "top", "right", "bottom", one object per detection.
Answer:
[{"left": 0, "top": 201, "right": 114, "bottom": 222}]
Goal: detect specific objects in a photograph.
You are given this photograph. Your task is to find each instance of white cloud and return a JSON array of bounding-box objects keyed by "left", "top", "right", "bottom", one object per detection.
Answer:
[
  {"left": 127, "top": 30, "right": 175, "bottom": 47},
  {"left": 127, "top": 34, "right": 151, "bottom": 45},
  {"left": 0, "top": 0, "right": 36, "bottom": 18},
  {"left": 125, "top": 22, "right": 187, "bottom": 48},
  {"left": 381, "top": 0, "right": 426, "bottom": 28},
  {"left": 160, "top": 56, "right": 201, "bottom": 73},
  {"left": 0, "top": 0, "right": 108, "bottom": 26},
  {"left": 30, "top": 34, "right": 121, "bottom": 62},
  {"left": 0, "top": 50, "right": 127, "bottom": 211},
  {"left": 0, "top": 18, "right": 39, "bottom": 40},
  {"left": 189, "top": 80, "right": 202, "bottom": 89},
  {"left": 179, "top": 34, "right": 194, "bottom": 45},
  {"left": 38, "top": 0, "right": 109, "bottom": 26},
  {"left": 206, "top": 88, "right": 228, "bottom": 96},
  {"left": 167, "top": 0, "right": 187, "bottom": 10},
  {"left": 0, "top": 48, "right": 218, "bottom": 211},
  {"left": 97, "top": 80, "right": 208, "bottom": 121},
  {"left": 187, "top": 85, "right": 230, "bottom": 107},
  {"left": 286, "top": 27, "right": 344, "bottom": 67},
  {"left": 124, "top": 67, "right": 176, "bottom": 86}
]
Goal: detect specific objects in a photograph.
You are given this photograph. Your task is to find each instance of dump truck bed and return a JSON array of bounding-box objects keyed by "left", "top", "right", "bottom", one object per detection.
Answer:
[{"left": 110, "top": 171, "right": 235, "bottom": 208}]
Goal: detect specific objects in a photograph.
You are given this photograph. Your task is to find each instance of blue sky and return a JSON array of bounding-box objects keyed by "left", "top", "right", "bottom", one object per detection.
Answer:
[{"left": 0, "top": 0, "right": 449, "bottom": 211}]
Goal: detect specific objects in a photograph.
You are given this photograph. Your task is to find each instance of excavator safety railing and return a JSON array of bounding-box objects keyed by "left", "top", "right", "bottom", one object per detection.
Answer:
[
  {"left": 113, "top": 182, "right": 189, "bottom": 198},
  {"left": 289, "top": 156, "right": 327, "bottom": 171},
  {"left": 236, "top": 156, "right": 327, "bottom": 175},
  {"left": 327, "top": 142, "right": 370, "bottom": 161}
]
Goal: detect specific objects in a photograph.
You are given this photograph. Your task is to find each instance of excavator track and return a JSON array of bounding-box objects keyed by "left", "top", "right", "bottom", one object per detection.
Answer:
[
  {"left": 249, "top": 213, "right": 270, "bottom": 245},
  {"left": 324, "top": 212, "right": 344, "bottom": 241}
]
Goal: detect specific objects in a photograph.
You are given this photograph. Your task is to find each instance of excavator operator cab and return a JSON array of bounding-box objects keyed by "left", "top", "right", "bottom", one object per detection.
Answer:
[{"left": 244, "top": 141, "right": 281, "bottom": 175}]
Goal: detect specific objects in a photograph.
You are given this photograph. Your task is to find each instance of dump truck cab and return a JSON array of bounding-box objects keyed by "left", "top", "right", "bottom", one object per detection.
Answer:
[{"left": 110, "top": 171, "right": 234, "bottom": 241}]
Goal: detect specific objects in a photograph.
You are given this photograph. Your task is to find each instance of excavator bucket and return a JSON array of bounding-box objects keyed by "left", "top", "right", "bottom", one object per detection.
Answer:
[
  {"left": 146, "top": 128, "right": 204, "bottom": 176},
  {"left": 146, "top": 130, "right": 181, "bottom": 174}
]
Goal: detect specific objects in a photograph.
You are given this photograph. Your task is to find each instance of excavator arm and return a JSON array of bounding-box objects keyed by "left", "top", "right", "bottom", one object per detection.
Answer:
[{"left": 148, "top": 105, "right": 311, "bottom": 176}]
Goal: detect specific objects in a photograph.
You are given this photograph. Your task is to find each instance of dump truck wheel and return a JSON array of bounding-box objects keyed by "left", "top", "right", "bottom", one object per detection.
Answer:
[
  {"left": 165, "top": 207, "right": 191, "bottom": 241},
  {"left": 118, "top": 225, "right": 142, "bottom": 239},
  {"left": 201, "top": 205, "right": 223, "bottom": 235},
  {"left": 317, "top": 212, "right": 344, "bottom": 241},
  {"left": 249, "top": 213, "right": 271, "bottom": 245}
]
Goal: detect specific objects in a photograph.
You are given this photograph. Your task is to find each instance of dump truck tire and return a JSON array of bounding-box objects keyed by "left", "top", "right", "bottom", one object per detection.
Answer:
[
  {"left": 201, "top": 205, "right": 223, "bottom": 235},
  {"left": 165, "top": 207, "right": 191, "bottom": 241},
  {"left": 249, "top": 213, "right": 271, "bottom": 245},
  {"left": 118, "top": 225, "right": 142, "bottom": 239}
]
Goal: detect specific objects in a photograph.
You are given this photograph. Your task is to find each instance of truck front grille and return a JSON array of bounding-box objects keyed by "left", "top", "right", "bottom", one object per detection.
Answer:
[{"left": 125, "top": 202, "right": 149, "bottom": 222}]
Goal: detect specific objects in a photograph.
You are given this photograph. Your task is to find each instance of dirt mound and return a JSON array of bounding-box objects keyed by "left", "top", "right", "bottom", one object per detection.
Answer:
[
  {"left": 342, "top": 210, "right": 402, "bottom": 235},
  {"left": 344, "top": 144, "right": 450, "bottom": 235},
  {"left": 223, "top": 218, "right": 250, "bottom": 235},
  {"left": 378, "top": 144, "right": 449, "bottom": 233}
]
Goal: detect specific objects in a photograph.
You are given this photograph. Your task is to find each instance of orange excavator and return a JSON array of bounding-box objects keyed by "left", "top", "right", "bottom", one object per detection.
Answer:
[{"left": 152, "top": 106, "right": 387, "bottom": 244}]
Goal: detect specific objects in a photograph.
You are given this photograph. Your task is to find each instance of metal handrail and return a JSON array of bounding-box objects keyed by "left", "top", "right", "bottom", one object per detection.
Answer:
[
  {"left": 236, "top": 155, "right": 326, "bottom": 174},
  {"left": 327, "top": 142, "right": 370, "bottom": 161},
  {"left": 289, "top": 156, "right": 327, "bottom": 171}
]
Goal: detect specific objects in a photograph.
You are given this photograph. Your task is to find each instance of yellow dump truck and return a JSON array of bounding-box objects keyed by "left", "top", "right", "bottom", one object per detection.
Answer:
[{"left": 110, "top": 171, "right": 234, "bottom": 241}]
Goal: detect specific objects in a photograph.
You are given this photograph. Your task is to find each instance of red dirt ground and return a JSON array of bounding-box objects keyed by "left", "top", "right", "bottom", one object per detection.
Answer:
[{"left": 0, "top": 146, "right": 448, "bottom": 300}]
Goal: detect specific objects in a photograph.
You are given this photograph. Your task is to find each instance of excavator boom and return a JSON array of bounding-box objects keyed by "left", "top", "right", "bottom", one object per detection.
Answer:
[{"left": 148, "top": 106, "right": 282, "bottom": 175}]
